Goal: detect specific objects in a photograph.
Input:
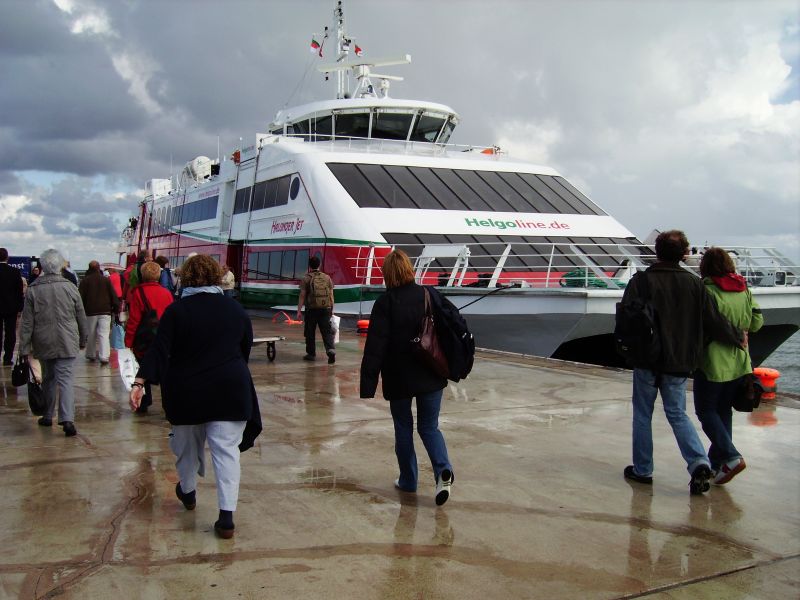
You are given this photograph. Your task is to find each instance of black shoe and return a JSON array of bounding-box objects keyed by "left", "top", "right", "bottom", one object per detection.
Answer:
[
  {"left": 37, "top": 417, "right": 52, "bottom": 427},
  {"left": 175, "top": 483, "right": 196, "bottom": 510},
  {"left": 214, "top": 510, "right": 235, "bottom": 539},
  {"left": 624, "top": 465, "right": 653, "bottom": 485},
  {"left": 135, "top": 406, "right": 149, "bottom": 415},
  {"left": 62, "top": 422, "right": 77, "bottom": 437},
  {"left": 327, "top": 352, "right": 336, "bottom": 364},
  {"left": 690, "top": 464, "right": 712, "bottom": 495},
  {"left": 302, "top": 354, "right": 316, "bottom": 361}
]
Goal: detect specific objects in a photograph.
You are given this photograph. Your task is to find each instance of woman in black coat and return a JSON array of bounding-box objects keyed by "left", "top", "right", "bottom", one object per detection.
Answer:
[
  {"left": 360, "top": 250, "right": 454, "bottom": 505},
  {"left": 129, "top": 254, "right": 256, "bottom": 539}
]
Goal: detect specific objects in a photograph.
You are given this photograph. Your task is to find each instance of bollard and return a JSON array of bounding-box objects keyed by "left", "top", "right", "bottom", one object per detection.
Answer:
[
  {"left": 357, "top": 319, "right": 370, "bottom": 334},
  {"left": 753, "top": 367, "right": 780, "bottom": 401}
]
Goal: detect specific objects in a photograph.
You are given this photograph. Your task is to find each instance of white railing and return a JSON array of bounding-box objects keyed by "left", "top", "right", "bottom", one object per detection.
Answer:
[
  {"left": 347, "top": 242, "right": 799, "bottom": 290},
  {"left": 280, "top": 133, "right": 501, "bottom": 156}
]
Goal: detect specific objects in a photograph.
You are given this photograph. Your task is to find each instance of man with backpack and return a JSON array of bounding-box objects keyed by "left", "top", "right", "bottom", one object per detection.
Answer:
[
  {"left": 297, "top": 256, "right": 335, "bottom": 364},
  {"left": 155, "top": 256, "right": 176, "bottom": 295},
  {"left": 617, "top": 230, "right": 743, "bottom": 495}
]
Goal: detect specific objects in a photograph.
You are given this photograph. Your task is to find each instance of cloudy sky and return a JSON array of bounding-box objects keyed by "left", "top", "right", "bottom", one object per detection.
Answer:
[{"left": 1, "top": 0, "right": 798, "bottom": 268}]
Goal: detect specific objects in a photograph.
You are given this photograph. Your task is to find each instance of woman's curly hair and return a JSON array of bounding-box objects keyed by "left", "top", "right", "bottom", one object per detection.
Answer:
[{"left": 180, "top": 254, "right": 222, "bottom": 287}]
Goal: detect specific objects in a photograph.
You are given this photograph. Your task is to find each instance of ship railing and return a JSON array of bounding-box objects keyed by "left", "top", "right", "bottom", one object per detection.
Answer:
[
  {"left": 347, "top": 242, "right": 798, "bottom": 289},
  {"left": 281, "top": 133, "right": 500, "bottom": 156}
]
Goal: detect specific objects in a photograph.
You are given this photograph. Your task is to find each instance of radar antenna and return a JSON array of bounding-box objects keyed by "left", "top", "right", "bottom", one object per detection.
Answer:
[{"left": 316, "top": 0, "right": 411, "bottom": 99}]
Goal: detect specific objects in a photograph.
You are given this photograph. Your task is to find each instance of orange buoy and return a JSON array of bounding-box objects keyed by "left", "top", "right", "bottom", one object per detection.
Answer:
[
  {"left": 753, "top": 367, "right": 780, "bottom": 400},
  {"left": 357, "top": 319, "right": 370, "bottom": 333}
]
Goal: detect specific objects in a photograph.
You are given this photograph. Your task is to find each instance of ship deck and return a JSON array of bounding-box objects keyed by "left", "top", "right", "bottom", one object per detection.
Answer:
[{"left": 0, "top": 317, "right": 798, "bottom": 599}]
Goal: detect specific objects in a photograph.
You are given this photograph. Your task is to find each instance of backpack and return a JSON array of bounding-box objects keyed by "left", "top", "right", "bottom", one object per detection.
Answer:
[
  {"left": 132, "top": 286, "right": 160, "bottom": 360},
  {"left": 614, "top": 272, "right": 661, "bottom": 367},
  {"left": 428, "top": 286, "right": 475, "bottom": 382},
  {"left": 307, "top": 271, "right": 333, "bottom": 309},
  {"left": 159, "top": 268, "right": 175, "bottom": 293}
]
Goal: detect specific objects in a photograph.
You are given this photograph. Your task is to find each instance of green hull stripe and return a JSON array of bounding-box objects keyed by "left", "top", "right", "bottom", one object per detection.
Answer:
[{"left": 240, "top": 286, "right": 382, "bottom": 308}]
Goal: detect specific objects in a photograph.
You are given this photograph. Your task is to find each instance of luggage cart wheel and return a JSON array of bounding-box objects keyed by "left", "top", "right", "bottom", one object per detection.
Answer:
[{"left": 267, "top": 341, "right": 276, "bottom": 362}]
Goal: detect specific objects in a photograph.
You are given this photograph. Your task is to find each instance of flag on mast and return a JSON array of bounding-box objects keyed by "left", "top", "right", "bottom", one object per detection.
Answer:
[
  {"left": 310, "top": 37, "right": 321, "bottom": 54},
  {"left": 354, "top": 44, "right": 363, "bottom": 56}
]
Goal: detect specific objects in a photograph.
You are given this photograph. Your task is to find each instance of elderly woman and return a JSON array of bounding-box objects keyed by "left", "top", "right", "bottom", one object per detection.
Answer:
[
  {"left": 360, "top": 250, "right": 454, "bottom": 506},
  {"left": 19, "top": 249, "right": 87, "bottom": 436},
  {"left": 694, "top": 248, "right": 763, "bottom": 485},
  {"left": 129, "top": 254, "right": 255, "bottom": 539},
  {"left": 125, "top": 260, "right": 174, "bottom": 414}
]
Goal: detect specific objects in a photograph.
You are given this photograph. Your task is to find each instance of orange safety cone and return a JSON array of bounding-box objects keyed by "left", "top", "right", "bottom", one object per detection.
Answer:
[{"left": 753, "top": 367, "right": 780, "bottom": 401}]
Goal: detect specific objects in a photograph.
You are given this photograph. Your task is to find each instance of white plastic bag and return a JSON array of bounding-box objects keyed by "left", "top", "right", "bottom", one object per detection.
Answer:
[
  {"left": 117, "top": 348, "right": 139, "bottom": 390},
  {"left": 330, "top": 314, "right": 340, "bottom": 345}
]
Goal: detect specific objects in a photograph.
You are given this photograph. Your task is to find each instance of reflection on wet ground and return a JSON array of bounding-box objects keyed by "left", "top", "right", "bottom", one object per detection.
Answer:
[{"left": 0, "top": 317, "right": 798, "bottom": 599}]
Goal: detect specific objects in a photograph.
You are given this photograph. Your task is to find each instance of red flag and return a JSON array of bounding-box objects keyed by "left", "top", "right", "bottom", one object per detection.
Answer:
[{"left": 355, "top": 44, "right": 363, "bottom": 56}]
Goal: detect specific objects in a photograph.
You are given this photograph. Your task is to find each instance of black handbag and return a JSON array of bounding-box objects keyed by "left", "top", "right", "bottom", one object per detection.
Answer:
[
  {"left": 410, "top": 287, "right": 449, "bottom": 378},
  {"left": 11, "top": 354, "right": 29, "bottom": 387},
  {"left": 27, "top": 380, "right": 46, "bottom": 416},
  {"left": 732, "top": 373, "right": 763, "bottom": 412}
]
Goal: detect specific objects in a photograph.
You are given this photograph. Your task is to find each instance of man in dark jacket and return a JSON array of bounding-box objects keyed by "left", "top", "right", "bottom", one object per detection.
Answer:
[
  {"left": 621, "top": 230, "right": 742, "bottom": 495},
  {"left": 79, "top": 261, "right": 120, "bottom": 365},
  {"left": 0, "top": 248, "right": 24, "bottom": 365}
]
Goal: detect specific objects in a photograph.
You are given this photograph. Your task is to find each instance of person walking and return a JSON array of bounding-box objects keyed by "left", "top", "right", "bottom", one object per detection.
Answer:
[
  {"left": 125, "top": 261, "right": 173, "bottom": 414},
  {"left": 297, "top": 255, "right": 335, "bottom": 363},
  {"left": 694, "top": 248, "right": 763, "bottom": 486},
  {"left": 360, "top": 250, "right": 454, "bottom": 506},
  {"left": 61, "top": 261, "right": 78, "bottom": 286},
  {"left": 79, "top": 260, "right": 120, "bottom": 365},
  {"left": 0, "top": 248, "right": 24, "bottom": 365},
  {"left": 620, "top": 230, "right": 742, "bottom": 495},
  {"left": 221, "top": 264, "right": 236, "bottom": 298},
  {"left": 155, "top": 256, "right": 176, "bottom": 295},
  {"left": 129, "top": 254, "right": 256, "bottom": 539},
  {"left": 19, "top": 249, "right": 88, "bottom": 436},
  {"left": 107, "top": 268, "right": 123, "bottom": 305}
]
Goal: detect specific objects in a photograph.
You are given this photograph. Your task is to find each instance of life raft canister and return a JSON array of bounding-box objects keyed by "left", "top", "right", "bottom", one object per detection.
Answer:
[
  {"left": 357, "top": 319, "right": 370, "bottom": 334},
  {"left": 753, "top": 367, "right": 780, "bottom": 401}
]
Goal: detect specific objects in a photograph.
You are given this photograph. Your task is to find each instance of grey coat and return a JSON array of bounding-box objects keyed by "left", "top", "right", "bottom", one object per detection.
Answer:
[{"left": 20, "top": 273, "right": 88, "bottom": 359}]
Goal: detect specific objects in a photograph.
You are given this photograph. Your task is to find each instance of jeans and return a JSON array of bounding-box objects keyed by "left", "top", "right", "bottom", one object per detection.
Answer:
[
  {"left": 40, "top": 357, "right": 77, "bottom": 423},
  {"left": 85, "top": 314, "right": 111, "bottom": 362},
  {"left": 304, "top": 308, "right": 335, "bottom": 356},
  {"left": 693, "top": 372, "right": 742, "bottom": 470},
  {"left": 389, "top": 388, "right": 452, "bottom": 491},
  {"left": 631, "top": 368, "right": 709, "bottom": 477}
]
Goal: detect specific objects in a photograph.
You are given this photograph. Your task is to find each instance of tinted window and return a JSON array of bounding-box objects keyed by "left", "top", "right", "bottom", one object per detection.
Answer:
[
  {"left": 264, "top": 179, "right": 279, "bottom": 209},
  {"left": 372, "top": 111, "right": 413, "bottom": 140},
  {"left": 357, "top": 164, "right": 416, "bottom": 208},
  {"left": 311, "top": 115, "right": 332, "bottom": 141},
  {"left": 410, "top": 113, "right": 446, "bottom": 142},
  {"left": 335, "top": 111, "right": 371, "bottom": 138},
  {"left": 295, "top": 249, "right": 309, "bottom": 277},
  {"left": 234, "top": 187, "right": 251, "bottom": 214},
  {"left": 268, "top": 251, "right": 282, "bottom": 279},
  {"left": 328, "top": 163, "right": 384, "bottom": 208},
  {"left": 251, "top": 181, "right": 267, "bottom": 211},
  {"left": 276, "top": 176, "right": 291, "bottom": 207}
]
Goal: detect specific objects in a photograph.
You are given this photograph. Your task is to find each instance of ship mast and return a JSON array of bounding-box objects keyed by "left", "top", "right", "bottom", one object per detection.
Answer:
[{"left": 318, "top": 0, "right": 411, "bottom": 100}]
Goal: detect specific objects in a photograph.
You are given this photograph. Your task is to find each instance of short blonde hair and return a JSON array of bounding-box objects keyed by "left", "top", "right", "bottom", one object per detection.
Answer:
[
  {"left": 181, "top": 254, "right": 221, "bottom": 287},
  {"left": 381, "top": 250, "right": 415, "bottom": 289},
  {"left": 140, "top": 261, "right": 161, "bottom": 283}
]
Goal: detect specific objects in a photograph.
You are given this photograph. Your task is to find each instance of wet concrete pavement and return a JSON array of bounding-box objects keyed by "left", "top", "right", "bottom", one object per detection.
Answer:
[{"left": 0, "top": 317, "right": 798, "bottom": 599}]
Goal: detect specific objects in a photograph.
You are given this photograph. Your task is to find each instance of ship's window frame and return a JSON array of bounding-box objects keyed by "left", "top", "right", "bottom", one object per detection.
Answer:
[
  {"left": 438, "top": 119, "right": 456, "bottom": 144},
  {"left": 372, "top": 108, "right": 416, "bottom": 141},
  {"left": 409, "top": 111, "right": 448, "bottom": 143},
  {"left": 311, "top": 114, "right": 332, "bottom": 141},
  {"left": 333, "top": 109, "right": 372, "bottom": 139},
  {"left": 251, "top": 181, "right": 267, "bottom": 211}
]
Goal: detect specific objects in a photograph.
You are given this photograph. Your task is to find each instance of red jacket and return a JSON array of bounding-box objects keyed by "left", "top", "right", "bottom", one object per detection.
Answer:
[{"left": 125, "top": 282, "right": 174, "bottom": 348}]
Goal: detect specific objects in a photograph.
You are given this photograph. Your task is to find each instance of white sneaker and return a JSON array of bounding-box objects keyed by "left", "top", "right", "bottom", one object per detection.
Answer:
[
  {"left": 713, "top": 458, "right": 746, "bottom": 485},
  {"left": 435, "top": 469, "right": 453, "bottom": 506}
]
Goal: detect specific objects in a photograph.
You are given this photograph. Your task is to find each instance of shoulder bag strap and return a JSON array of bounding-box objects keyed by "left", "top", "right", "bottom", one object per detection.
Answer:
[{"left": 138, "top": 285, "right": 152, "bottom": 312}]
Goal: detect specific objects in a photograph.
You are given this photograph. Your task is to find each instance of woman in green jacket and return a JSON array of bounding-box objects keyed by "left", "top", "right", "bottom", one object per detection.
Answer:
[{"left": 694, "top": 247, "right": 763, "bottom": 485}]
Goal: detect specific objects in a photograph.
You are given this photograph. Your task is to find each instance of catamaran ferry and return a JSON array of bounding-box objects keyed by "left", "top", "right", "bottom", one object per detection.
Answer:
[{"left": 122, "top": 1, "right": 799, "bottom": 368}]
